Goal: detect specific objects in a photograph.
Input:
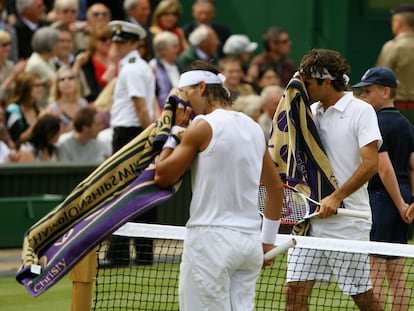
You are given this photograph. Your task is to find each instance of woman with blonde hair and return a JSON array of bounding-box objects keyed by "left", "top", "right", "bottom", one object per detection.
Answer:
[
  {"left": 46, "top": 66, "right": 88, "bottom": 132},
  {"left": 150, "top": 0, "right": 188, "bottom": 53}
]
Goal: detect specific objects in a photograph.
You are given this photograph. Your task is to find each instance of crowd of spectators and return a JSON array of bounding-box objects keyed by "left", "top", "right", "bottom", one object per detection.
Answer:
[{"left": 0, "top": 0, "right": 296, "bottom": 164}]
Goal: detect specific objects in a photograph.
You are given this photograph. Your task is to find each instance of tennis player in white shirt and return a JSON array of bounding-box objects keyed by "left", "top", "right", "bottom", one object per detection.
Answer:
[{"left": 155, "top": 60, "right": 284, "bottom": 311}]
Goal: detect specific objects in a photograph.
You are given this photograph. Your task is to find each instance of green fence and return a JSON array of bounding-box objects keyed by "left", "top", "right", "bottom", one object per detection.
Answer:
[{"left": 0, "top": 163, "right": 191, "bottom": 248}]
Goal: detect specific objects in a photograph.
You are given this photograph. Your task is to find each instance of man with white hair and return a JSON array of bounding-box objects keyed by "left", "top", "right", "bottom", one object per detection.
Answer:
[
  {"left": 182, "top": 0, "right": 230, "bottom": 57},
  {"left": 124, "top": 0, "right": 153, "bottom": 60},
  {"left": 177, "top": 24, "right": 219, "bottom": 69},
  {"left": 259, "top": 85, "right": 284, "bottom": 140},
  {"left": 14, "top": 0, "right": 49, "bottom": 59}
]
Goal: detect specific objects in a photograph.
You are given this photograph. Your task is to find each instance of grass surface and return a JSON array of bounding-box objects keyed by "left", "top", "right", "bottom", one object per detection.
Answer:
[
  {"left": 2, "top": 251, "right": 414, "bottom": 310},
  {"left": 0, "top": 275, "right": 71, "bottom": 311}
]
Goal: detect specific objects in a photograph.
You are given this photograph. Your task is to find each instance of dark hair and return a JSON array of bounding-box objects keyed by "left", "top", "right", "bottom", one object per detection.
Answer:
[
  {"left": 299, "top": 48, "right": 350, "bottom": 91},
  {"left": 185, "top": 60, "right": 232, "bottom": 106},
  {"left": 73, "top": 106, "right": 97, "bottom": 132},
  {"left": 257, "top": 64, "right": 279, "bottom": 80},
  {"left": 30, "top": 114, "right": 61, "bottom": 157},
  {"left": 262, "top": 26, "right": 287, "bottom": 51}
]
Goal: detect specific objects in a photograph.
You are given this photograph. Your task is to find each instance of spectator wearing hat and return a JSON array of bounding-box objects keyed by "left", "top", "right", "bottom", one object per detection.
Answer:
[
  {"left": 352, "top": 66, "right": 414, "bottom": 311},
  {"left": 106, "top": 20, "right": 157, "bottom": 267},
  {"left": 377, "top": 3, "right": 414, "bottom": 124},
  {"left": 109, "top": 20, "right": 155, "bottom": 150},
  {"left": 247, "top": 26, "right": 295, "bottom": 87},
  {"left": 222, "top": 34, "right": 257, "bottom": 79}
]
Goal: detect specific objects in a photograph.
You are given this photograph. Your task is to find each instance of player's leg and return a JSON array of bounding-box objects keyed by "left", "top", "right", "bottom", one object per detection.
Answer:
[
  {"left": 285, "top": 280, "right": 315, "bottom": 311},
  {"left": 329, "top": 251, "right": 382, "bottom": 311},
  {"left": 285, "top": 247, "right": 323, "bottom": 311},
  {"left": 352, "top": 288, "right": 383, "bottom": 311},
  {"left": 178, "top": 227, "right": 231, "bottom": 310},
  {"left": 369, "top": 255, "right": 387, "bottom": 310},
  {"left": 179, "top": 227, "right": 261, "bottom": 310},
  {"left": 229, "top": 235, "right": 262, "bottom": 310},
  {"left": 385, "top": 258, "right": 409, "bottom": 311}
]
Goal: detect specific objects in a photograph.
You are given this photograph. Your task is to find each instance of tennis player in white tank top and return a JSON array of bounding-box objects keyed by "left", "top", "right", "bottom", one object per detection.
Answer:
[{"left": 155, "top": 60, "right": 284, "bottom": 311}]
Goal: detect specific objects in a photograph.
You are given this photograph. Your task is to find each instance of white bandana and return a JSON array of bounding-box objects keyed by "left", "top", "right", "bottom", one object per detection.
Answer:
[{"left": 178, "top": 70, "right": 226, "bottom": 88}]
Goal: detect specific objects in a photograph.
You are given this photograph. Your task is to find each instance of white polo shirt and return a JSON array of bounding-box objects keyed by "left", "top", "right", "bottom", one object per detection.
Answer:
[
  {"left": 309, "top": 92, "right": 382, "bottom": 240},
  {"left": 110, "top": 50, "right": 155, "bottom": 128}
]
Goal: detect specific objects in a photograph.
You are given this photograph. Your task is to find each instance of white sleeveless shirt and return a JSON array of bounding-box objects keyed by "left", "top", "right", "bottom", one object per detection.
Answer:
[{"left": 187, "top": 109, "right": 266, "bottom": 234}]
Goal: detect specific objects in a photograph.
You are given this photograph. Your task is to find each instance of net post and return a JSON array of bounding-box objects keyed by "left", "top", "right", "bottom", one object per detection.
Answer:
[{"left": 70, "top": 247, "right": 98, "bottom": 311}]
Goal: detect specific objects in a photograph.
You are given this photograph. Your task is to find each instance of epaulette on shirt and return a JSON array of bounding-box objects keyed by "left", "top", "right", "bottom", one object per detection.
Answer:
[{"left": 129, "top": 57, "right": 136, "bottom": 63}]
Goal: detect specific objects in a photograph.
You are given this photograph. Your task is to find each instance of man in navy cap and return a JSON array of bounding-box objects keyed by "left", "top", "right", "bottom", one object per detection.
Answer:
[
  {"left": 106, "top": 20, "right": 157, "bottom": 267},
  {"left": 353, "top": 66, "right": 414, "bottom": 311},
  {"left": 377, "top": 3, "right": 414, "bottom": 124}
]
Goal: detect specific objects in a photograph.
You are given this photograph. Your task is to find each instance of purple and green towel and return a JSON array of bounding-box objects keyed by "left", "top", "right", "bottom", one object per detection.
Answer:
[
  {"left": 268, "top": 72, "right": 339, "bottom": 233},
  {"left": 16, "top": 88, "right": 190, "bottom": 297}
]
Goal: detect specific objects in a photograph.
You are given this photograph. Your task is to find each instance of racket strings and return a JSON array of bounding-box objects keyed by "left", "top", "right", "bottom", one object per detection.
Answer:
[{"left": 258, "top": 185, "right": 310, "bottom": 225}]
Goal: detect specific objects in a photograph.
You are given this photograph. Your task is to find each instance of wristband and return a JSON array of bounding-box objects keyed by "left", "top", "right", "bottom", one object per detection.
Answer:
[
  {"left": 410, "top": 196, "right": 414, "bottom": 204},
  {"left": 171, "top": 125, "right": 184, "bottom": 133},
  {"left": 162, "top": 136, "right": 178, "bottom": 149},
  {"left": 261, "top": 218, "right": 280, "bottom": 245}
]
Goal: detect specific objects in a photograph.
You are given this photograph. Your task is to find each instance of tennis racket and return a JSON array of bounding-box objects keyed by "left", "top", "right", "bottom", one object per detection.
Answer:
[
  {"left": 264, "top": 238, "right": 296, "bottom": 260},
  {"left": 258, "top": 183, "right": 370, "bottom": 225}
]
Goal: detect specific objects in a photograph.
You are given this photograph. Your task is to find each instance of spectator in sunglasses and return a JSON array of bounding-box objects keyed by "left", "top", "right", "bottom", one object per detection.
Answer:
[
  {"left": 247, "top": 26, "right": 295, "bottom": 87},
  {"left": 77, "top": 24, "right": 118, "bottom": 103},
  {"left": 44, "top": 65, "right": 87, "bottom": 132}
]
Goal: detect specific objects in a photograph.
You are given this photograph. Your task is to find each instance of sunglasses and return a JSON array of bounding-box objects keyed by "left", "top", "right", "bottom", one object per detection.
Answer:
[
  {"left": 92, "top": 11, "right": 109, "bottom": 18},
  {"left": 1, "top": 41, "right": 11, "bottom": 47},
  {"left": 58, "top": 76, "right": 75, "bottom": 82},
  {"left": 98, "top": 36, "right": 112, "bottom": 42}
]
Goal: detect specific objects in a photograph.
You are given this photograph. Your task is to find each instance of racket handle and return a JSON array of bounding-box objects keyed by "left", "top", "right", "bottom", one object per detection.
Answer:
[
  {"left": 337, "top": 209, "right": 370, "bottom": 219},
  {"left": 264, "top": 238, "right": 296, "bottom": 260},
  {"left": 302, "top": 209, "right": 370, "bottom": 222}
]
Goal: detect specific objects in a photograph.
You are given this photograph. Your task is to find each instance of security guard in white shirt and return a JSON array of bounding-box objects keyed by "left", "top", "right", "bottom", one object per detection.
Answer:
[
  {"left": 109, "top": 20, "right": 156, "bottom": 153},
  {"left": 106, "top": 20, "right": 156, "bottom": 266}
]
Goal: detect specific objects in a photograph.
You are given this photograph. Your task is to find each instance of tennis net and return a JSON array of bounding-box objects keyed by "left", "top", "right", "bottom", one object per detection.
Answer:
[{"left": 92, "top": 222, "right": 414, "bottom": 310}]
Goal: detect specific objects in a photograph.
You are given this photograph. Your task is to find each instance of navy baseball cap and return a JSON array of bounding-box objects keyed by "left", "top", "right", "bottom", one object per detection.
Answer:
[
  {"left": 352, "top": 66, "right": 398, "bottom": 88},
  {"left": 392, "top": 3, "right": 414, "bottom": 14}
]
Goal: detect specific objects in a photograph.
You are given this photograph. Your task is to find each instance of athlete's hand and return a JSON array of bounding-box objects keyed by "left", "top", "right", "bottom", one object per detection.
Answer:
[{"left": 175, "top": 103, "right": 192, "bottom": 127}]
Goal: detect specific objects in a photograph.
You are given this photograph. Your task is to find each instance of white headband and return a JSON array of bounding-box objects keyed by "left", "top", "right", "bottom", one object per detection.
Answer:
[
  {"left": 301, "top": 67, "right": 350, "bottom": 85},
  {"left": 178, "top": 70, "right": 226, "bottom": 88},
  {"left": 309, "top": 67, "right": 336, "bottom": 80}
]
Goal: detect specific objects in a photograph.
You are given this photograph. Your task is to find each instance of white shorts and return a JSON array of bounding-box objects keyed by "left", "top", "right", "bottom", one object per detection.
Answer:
[
  {"left": 286, "top": 247, "right": 372, "bottom": 296},
  {"left": 179, "top": 226, "right": 263, "bottom": 311}
]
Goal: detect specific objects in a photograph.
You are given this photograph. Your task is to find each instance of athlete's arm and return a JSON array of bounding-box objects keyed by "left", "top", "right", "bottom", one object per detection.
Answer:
[
  {"left": 318, "top": 140, "right": 379, "bottom": 218},
  {"left": 155, "top": 118, "right": 211, "bottom": 188}
]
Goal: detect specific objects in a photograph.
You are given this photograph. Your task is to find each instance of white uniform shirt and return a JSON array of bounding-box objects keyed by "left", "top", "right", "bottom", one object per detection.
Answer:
[
  {"left": 110, "top": 50, "right": 155, "bottom": 128},
  {"left": 187, "top": 109, "right": 266, "bottom": 234},
  {"left": 310, "top": 92, "right": 382, "bottom": 240}
]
